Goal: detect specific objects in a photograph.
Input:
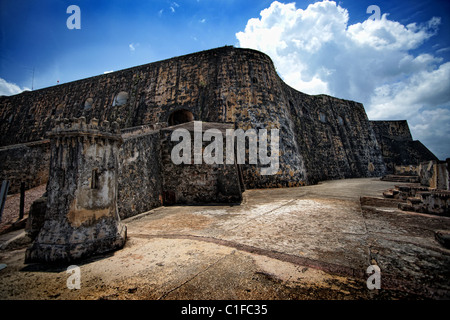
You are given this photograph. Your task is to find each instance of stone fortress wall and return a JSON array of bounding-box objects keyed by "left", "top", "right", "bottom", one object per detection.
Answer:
[
  {"left": 0, "top": 140, "right": 50, "bottom": 194},
  {"left": 0, "top": 46, "right": 439, "bottom": 218},
  {"left": 371, "top": 120, "right": 439, "bottom": 174}
]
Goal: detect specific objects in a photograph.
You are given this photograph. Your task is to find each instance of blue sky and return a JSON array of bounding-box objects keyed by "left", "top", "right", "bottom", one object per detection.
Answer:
[{"left": 1, "top": 0, "right": 449, "bottom": 159}]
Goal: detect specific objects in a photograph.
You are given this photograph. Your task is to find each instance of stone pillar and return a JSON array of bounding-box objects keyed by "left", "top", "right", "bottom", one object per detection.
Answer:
[{"left": 25, "top": 117, "right": 127, "bottom": 263}]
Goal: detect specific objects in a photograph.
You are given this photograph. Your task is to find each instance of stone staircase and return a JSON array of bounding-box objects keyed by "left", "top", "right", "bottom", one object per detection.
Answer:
[
  {"left": 381, "top": 175, "right": 420, "bottom": 183},
  {"left": 383, "top": 184, "right": 450, "bottom": 216}
]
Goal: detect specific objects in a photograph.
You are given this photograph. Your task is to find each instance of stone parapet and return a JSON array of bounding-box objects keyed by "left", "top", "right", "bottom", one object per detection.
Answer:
[
  {"left": 25, "top": 117, "right": 126, "bottom": 263},
  {"left": 48, "top": 117, "right": 122, "bottom": 142}
]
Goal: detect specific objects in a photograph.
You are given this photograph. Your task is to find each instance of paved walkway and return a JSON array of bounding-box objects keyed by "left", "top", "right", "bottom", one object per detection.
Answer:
[{"left": 0, "top": 178, "right": 449, "bottom": 299}]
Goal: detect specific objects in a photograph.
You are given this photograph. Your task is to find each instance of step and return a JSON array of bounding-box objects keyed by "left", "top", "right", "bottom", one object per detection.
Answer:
[
  {"left": 382, "top": 175, "right": 419, "bottom": 183},
  {"left": 407, "top": 197, "right": 422, "bottom": 205},
  {"left": 382, "top": 190, "right": 394, "bottom": 198},
  {"left": 398, "top": 203, "right": 413, "bottom": 212}
]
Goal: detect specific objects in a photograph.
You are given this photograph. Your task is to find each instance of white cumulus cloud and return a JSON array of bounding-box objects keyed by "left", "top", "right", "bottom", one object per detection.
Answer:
[
  {"left": 0, "top": 78, "right": 30, "bottom": 96},
  {"left": 236, "top": 0, "right": 450, "bottom": 159}
]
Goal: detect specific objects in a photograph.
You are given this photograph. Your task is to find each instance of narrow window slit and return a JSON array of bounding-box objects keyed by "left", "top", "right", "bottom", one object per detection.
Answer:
[{"left": 91, "top": 169, "right": 99, "bottom": 189}]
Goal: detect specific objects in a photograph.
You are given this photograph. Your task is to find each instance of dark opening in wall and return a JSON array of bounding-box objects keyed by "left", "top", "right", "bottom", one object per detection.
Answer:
[
  {"left": 289, "top": 100, "right": 294, "bottom": 109},
  {"left": 84, "top": 98, "right": 93, "bottom": 110},
  {"left": 168, "top": 109, "right": 194, "bottom": 126},
  {"left": 113, "top": 91, "right": 129, "bottom": 107},
  {"left": 91, "top": 169, "right": 99, "bottom": 189},
  {"left": 319, "top": 112, "right": 327, "bottom": 123}
]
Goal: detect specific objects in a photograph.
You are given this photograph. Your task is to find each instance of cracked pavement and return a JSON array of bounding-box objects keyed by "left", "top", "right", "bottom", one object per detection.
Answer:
[{"left": 0, "top": 178, "right": 449, "bottom": 300}]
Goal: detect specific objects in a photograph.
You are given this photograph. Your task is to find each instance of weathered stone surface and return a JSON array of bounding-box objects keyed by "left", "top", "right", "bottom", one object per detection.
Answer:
[
  {"left": 419, "top": 159, "right": 450, "bottom": 190},
  {"left": 2, "top": 178, "right": 449, "bottom": 300},
  {"left": 435, "top": 230, "right": 450, "bottom": 248},
  {"left": 0, "top": 46, "right": 389, "bottom": 191},
  {"left": 284, "top": 92, "right": 386, "bottom": 185},
  {"left": 25, "top": 118, "right": 126, "bottom": 263},
  {"left": 25, "top": 196, "right": 47, "bottom": 241},
  {"left": 0, "top": 140, "right": 50, "bottom": 194},
  {"left": 160, "top": 122, "right": 243, "bottom": 205},
  {"left": 371, "top": 120, "right": 438, "bottom": 174},
  {"left": 118, "top": 128, "right": 163, "bottom": 219},
  {"left": 384, "top": 184, "right": 450, "bottom": 216},
  {"left": 381, "top": 175, "right": 420, "bottom": 183}
]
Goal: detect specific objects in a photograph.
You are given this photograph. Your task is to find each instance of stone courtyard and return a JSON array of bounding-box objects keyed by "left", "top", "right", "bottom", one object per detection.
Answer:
[{"left": 1, "top": 178, "right": 449, "bottom": 300}]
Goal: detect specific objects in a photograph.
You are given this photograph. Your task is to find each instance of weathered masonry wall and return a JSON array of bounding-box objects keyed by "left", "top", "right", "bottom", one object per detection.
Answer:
[
  {"left": 118, "top": 129, "right": 163, "bottom": 220},
  {"left": 283, "top": 88, "right": 386, "bottom": 184},
  {"left": 119, "top": 122, "right": 242, "bottom": 216},
  {"left": 25, "top": 118, "right": 127, "bottom": 263},
  {"left": 419, "top": 159, "right": 450, "bottom": 190},
  {"left": 371, "top": 120, "right": 438, "bottom": 173},
  {"left": 371, "top": 120, "right": 413, "bottom": 141},
  {"left": 394, "top": 165, "right": 420, "bottom": 176},
  {"left": 1, "top": 46, "right": 436, "bottom": 190},
  {"left": 160, "top": 122, "right": 243, "bottom": 205},
  {"left": 0, "top": 47, "right": 310, "bottom": 189},
  {"left": 0, "top": 140, "right": 50, "bottom": 194},
  {"left": 0, "top": 46, "right": 247, "bottom": 147}
]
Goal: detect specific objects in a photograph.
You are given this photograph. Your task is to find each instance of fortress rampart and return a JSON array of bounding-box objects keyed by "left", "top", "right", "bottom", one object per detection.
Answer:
[{"left": 0, "top": 46, "right": 405, "bottom": 193}]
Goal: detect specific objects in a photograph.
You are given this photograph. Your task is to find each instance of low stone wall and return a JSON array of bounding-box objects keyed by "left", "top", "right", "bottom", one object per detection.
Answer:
[
  {"left": 160, "top": 122, "right": 243, "bottom": 205},
  {"left": 120, "top": 123, "right": 166, "bottom": 139},
  {"left": 384, "top": 184, "right": 450, "bottom": 216},
  {"left": 419, "top": 160, "right": 449, "bottom": 190},
  {"left": 394, "top": 165, "right": 419, "bottom": 176},
  {"left": 419, "top": 190, "right": 450, "bottom": 216},
  {"left": 0, "top": 121, "right": 244, "bottom": 219},
  {"left": 0, "top": 140, "right": 50, "bottom": 194},
  {"left": 118, "top": 130, "right": 163, "bottom": 220}
]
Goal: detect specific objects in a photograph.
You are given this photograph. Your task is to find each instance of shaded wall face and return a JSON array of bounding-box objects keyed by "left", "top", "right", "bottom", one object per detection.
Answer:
[
  {"left": 371, "top": 121, "right": 413, "bottom": 142},
  {"left": 118, "top": 131, "right": 163, "bottom": 219},
  {"left": 159, "top": 126, "right": 242, "bottom": 205},
  {"left": 0, "top": 141, "right": 50, "bottom": 194},
  {"left": 216, "top": 51, "right": 308, "bottom": 188},
  {"left": 1, "top": 47, "right": 390, "bottom": 190},
  {"left": 419, "top": 160, "right": 450, "bottom": 190},
  {"left": 283, "top": 90, "right": 386, "bottom": 183},
  {"left": 371, "top": 121, "right": 439, "bottom": 173}
]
